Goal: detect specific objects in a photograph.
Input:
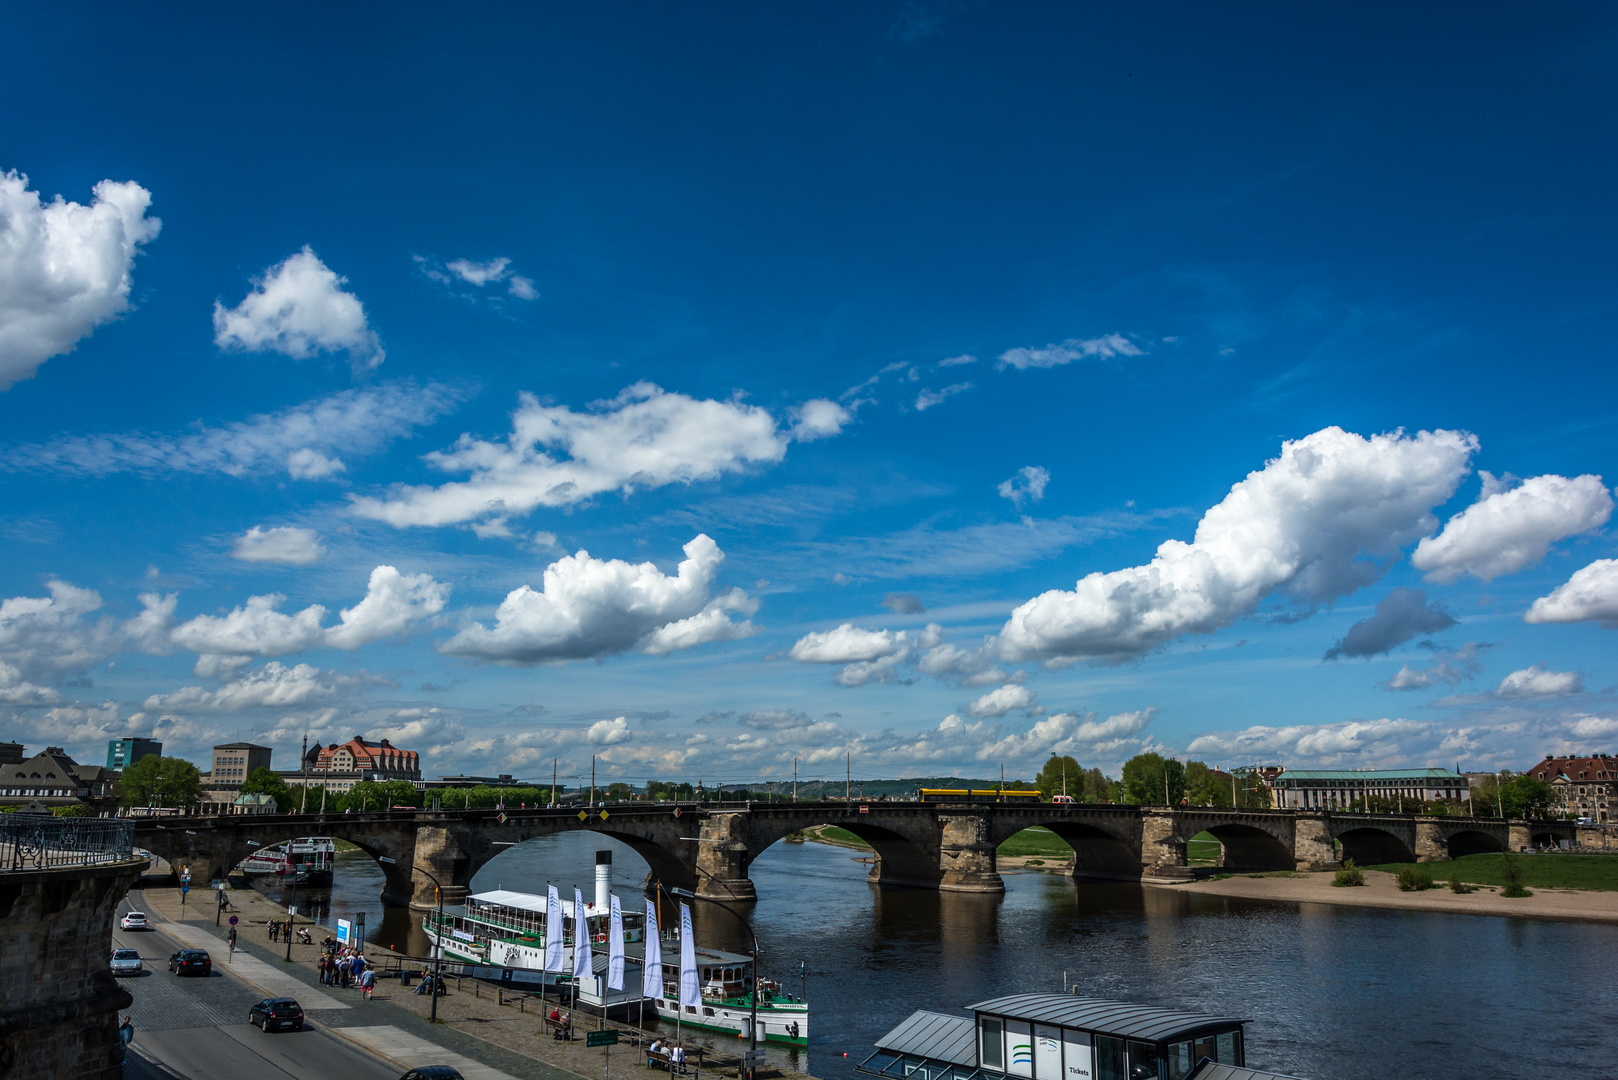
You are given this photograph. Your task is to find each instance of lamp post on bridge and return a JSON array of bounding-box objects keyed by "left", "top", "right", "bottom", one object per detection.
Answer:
[{"left": 378, "top": 856, "right": 445, "bottom": 1022}]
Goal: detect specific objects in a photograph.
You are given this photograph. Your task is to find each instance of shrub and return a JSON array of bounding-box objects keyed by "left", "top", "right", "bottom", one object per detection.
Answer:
[
  {"left": 1333, "top": 858, "right": 1365, "bottom": 887},
  {"left": 1396, "top": 865, "right": 1434, "bottom": 892},
  {"left": 1500, "top": 852, "right": 1533, "bottom": 898},
  {"left": 1447, "top": 866, "right": 1475, "bottom": 894}
]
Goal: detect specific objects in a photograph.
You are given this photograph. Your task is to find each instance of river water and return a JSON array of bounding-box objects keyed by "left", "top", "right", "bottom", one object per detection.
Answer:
[{"left": 252, "top": 833, "right": 1618, "bottom": 1080}]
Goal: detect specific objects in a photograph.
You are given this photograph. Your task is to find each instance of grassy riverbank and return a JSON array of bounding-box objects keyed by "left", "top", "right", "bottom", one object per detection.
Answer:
[{"left": 1363, "top": 853, "right": 1618, "bottom": 891}]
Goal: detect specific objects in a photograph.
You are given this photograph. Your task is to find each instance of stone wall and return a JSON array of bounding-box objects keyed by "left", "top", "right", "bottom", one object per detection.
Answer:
[{"left": 0, "top": 857, "right": 143, "bottom": 1080}]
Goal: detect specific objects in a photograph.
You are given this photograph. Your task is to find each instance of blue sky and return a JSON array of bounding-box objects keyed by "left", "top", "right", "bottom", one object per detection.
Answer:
[{"left": 3, "top": 3, "right": 1617, "bottom": 786}]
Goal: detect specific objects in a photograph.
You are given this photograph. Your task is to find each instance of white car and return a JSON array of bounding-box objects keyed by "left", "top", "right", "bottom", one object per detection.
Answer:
[
  {"left": 120, "top": 911, "right": 149, "bottom": 931},
  {"left": 110, "top": 948, "right": 143, "bottom": 976}
]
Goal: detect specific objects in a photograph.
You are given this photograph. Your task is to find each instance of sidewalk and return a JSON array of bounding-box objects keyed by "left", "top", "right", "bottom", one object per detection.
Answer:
[{"left": 138, "top": 882, "right": 820, "bottom": 1080}]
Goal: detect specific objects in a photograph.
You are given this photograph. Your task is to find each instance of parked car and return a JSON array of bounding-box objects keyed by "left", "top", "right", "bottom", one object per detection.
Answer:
[
  {"left": 110, "top": 949, "right": 143, "bottom": 976},
  {"left": 397, "top": 1068, "right": 464, "bottom": 1080},
  {"left": 168, "top": 949, "right": 212, "bottom": 976},
  {"left": 248, "top": 997, "right": 304, "bottom": 1032},
  {"left": 119, "top": 911, "right": 149, "bottom": 931}
]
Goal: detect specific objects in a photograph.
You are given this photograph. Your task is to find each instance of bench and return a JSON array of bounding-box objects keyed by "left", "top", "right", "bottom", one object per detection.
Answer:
[
  {"left": 645, "top": 1050, "right": 690, "bottom": 1075},
  {"left": 542, "top": 1016, "right": 576, "bottom": 1040}
]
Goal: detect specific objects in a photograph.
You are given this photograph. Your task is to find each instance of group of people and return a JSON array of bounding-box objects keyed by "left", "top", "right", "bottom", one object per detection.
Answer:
[
  {"left": 266, "top": 919, "right": 312, "bottom": 945},
  {"left": 547, "top": 1007, "right": 574, "bottom": 1039},
  {"left": 647, "top": 1038, "right": 686, "bottom": 1070},
  {"left": 317, "top": 942, "right": 375, "bottom": 998}
]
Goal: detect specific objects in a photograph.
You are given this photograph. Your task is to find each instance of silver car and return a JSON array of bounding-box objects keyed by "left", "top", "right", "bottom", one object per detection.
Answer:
[
  {"left": 120, "top": 911, "right": 149, "bottom": 931},
  {"left": 110, "top": 948, "right": 143, "bottom": 976}
]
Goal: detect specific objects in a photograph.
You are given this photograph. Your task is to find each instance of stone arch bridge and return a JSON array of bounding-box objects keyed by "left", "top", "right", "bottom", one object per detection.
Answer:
[{"left": 132, "top": 803, "right": 1573, "bottom": 910}]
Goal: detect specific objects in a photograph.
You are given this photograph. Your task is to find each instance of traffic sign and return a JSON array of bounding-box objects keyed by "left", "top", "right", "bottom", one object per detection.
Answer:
[
  {"left": 587, "top": 1029, "right": 620, "bottom": 1047},
  {"left": 743, "top": 1050, "right": 766, "bottom": 1065},
  {"left": 578, "top": 810, "right": 588, "bottom": 822},
  {"left": 181, "top": 885, "right": 189, "bottom": 894},
  {"left": 672, "top": 807, "right": 681, "bottom": 818},
  {"left": 229, "top": 915, "right": 238, "bottom": 925},
  {"left": 599, "top": 810, "right": 609, "bottom": 820},
  {"left": 496, "top": 812, "right": 508, "bottom": 824}
]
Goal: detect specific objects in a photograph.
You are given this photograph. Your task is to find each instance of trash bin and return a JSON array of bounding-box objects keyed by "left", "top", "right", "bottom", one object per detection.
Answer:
[{"left": 401, "top": 971, "right": 413, "bottom": 987}]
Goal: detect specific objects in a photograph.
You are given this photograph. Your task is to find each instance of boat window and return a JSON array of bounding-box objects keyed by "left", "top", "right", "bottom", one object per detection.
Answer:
[
  {"left": 1216, "top": 1032, "right": 1240, "bottom": 1066},
  {"left": 1192, "top": 1036, "right": 1218, "bottom": 1065},
  {"left": 704, "top": 1008, "right": 716, "bottom": 1017},
  {"left": 860, "top": 1052, "right": 901, "bottom": 1075},
  {"left": 1094, "top": 1037, "right": 1125, "bottom": 1080},
  {"left": 980, "top": 1019, "right": 1004, "bottom": 1071},
  {"left": 1164, "top": 1042, "right": 1193, "bottom": 1080},
  {"left": 1125, "top": 1042, "right": 1160, "bottom": 1080}
]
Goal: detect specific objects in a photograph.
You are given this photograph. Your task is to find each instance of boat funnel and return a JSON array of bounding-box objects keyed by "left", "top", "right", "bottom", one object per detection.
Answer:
[{"left": 595, "top": 850, "right": 612, "bottom": 913}]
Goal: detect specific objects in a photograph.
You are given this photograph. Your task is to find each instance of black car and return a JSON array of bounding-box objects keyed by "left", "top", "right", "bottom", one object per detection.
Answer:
[
  {"left": 168, "top": 949, "right": 211, "bottom": 976},
  {"left": 248, "top": 997, "right": 304, "bottom": 1032},
  {"left": 397, "top": 1070, "right": 464, "bottom": 1080}
]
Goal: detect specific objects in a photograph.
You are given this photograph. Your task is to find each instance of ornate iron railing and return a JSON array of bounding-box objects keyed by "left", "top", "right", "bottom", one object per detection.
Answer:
[{"left": 0, "top": 814, "right": 135, "bottom": 871}]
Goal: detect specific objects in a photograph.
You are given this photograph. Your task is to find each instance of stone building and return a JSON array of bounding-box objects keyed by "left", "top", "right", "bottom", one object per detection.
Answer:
[
  {"left": 1527, "top": 754, "right": 1617, "bottom": 822},
  {"left": 0, "top": 747, "right": 119, "bottom": 813},
  {"left": 293, "top": 736, "right": 423, "bottom": 795},
  {"left": 1269, "top": 767, "right": 1469, "bottom": 810}
]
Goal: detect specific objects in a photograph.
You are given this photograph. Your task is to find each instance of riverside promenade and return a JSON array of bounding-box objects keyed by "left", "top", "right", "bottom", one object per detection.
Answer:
[{"left": 136, "top": 879, "right": 821, "bottom": 1080}]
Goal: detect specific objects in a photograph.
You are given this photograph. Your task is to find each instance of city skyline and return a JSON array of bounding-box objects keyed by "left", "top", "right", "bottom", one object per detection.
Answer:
[{"left": 3, "top": 6, "right": 1618, "bottom": 782}]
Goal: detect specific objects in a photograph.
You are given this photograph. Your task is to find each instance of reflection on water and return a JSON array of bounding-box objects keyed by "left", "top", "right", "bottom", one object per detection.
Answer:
[{"left": 252, "top": 833, "right": 1618, "bottom": 1080}]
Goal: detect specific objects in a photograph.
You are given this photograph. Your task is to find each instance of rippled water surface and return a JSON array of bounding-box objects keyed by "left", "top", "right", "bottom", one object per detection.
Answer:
[{"left": 253, "top": 833, "right": 1618, "bottom": 1080}]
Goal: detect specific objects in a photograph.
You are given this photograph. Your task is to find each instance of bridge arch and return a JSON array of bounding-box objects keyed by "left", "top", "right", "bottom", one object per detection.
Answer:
[
  {"left": 744, "top": 816, "right": 943, "bottom": 891},
  {"left": 137, "top": 822, "right": 419, "bottom": 902},
  {"left": 1442, "top": 828, "right": 1504, "bottom": 857},
  {"left": 1334, "top": 825, "right": 1416, "bottom": 865},
  {"left": 462, "top": 825, "right": 698, "bottom": 895},
  {"left": 1037, "top": 821, "right": 1141, "bottom": 879},
  {"left": 1186, "top": 823, "right": 1294, "bottom": 872}
]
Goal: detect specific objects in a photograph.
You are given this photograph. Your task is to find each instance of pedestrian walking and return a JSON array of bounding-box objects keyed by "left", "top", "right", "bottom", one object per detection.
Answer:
[{"left": 360, "top": 967, "right": 375, "bottom": 1000}]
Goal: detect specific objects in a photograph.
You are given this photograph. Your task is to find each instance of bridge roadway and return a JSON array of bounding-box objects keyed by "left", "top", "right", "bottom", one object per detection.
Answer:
[{"left": 134, "top": 802, "right": 1577, "bottom": 910}]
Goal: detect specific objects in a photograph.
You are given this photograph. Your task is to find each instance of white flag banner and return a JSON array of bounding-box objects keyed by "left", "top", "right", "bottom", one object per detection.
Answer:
[
  {"left": 544, "top": 885, "right": 565, "bottom": 972},
  {"left": 678, "top": 902, "right": 700, "bottom": 1010},
  {"left": 573, "top": 888, "right": 594, "bottom": 980},
  {"left": 608, "top": 894, "right": 625, "bottom": 991},
  {"left": 642, "top": 899, "right": 663, "bottom": 999}
]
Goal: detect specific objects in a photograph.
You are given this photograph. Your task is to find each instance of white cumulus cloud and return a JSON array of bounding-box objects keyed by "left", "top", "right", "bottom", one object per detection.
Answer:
[
  {"left": 997, "top": 333, "right": 1141, "bottom": 371},
  {"left": 999, "top": 426, "right": 1477, "bottom": 664},
  {"left": 789, "top": 622, "right": 941, "bottom": 686},
  {"left": 170, "top": 566, "right": 447, "bottom": 659},
  {"left": 213, "top": 246, "right": 384, "bottom": 371},
  {"left": 1524, "top": 558, "right": 1618, "bottom": 628},
  {"left": 1412, "top": 472, "right": 1612, "bottom": 583},
  {"left": 1496, "top": 664, "right": 1585, "bottom": 699},
  {"left": 1187, "top": 717, "right": 1430, "bottom": 766},
  {"left": 232, "top": 526, "right": 326, "bottom": 566},
  {"left": 144, "top": 661, "right": 377, "bottom": 712},
  {"left": 352, "top": 383, "right": 835, "bottom": 528},
  {"left": 0, "top": 171, "right": 161, "bottom": 390},
  {"left": 439, "top": 534, "right": 754, "bottom": 664},
  {"left": 966, "top": 683, "right": 1038, "bottom": 718}
]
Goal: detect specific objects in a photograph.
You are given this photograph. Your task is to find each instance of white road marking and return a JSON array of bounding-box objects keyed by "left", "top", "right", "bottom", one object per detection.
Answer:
[{"left": 155, "top": 919, "right": 351, "bottom": 1011}]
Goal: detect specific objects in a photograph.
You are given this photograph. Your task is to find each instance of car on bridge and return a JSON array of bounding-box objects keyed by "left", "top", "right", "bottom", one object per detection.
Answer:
[
  {"left": 168, "top": 949, "right": 212, "bottom": 976},
  {"left": 110, "top": 949, "right": 143, "bottom": 976},
  {"left": 119, "top": 911, "right": 149, "bottom": 930},
  {"left": 396, "top": 1069, "right": 464, "bottom": 1080},
  {"left": 248, "top": 997, "right": 305, "bottom": 1032}
]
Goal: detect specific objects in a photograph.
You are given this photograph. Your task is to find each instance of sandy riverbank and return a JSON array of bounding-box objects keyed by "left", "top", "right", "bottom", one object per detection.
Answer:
[{"left": 1163, "top": 868, "right": 1618, "bottom": 923}]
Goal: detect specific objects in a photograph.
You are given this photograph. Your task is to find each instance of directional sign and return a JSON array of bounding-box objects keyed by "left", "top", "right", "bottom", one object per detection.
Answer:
[
  {"left": 229, "top": 915, "right": 238, "bottom": 926},
  {"left": 586, "top": 1029, "right": 620, "bottom": 1047},
  {"left": 744, "top": 1050, "right": 766, "bottom": 1065}
]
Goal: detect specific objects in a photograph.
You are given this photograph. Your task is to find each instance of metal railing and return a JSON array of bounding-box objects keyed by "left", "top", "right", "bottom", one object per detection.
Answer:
[{"left": 0, "top": 813, "right": 135, "bottom": 871}]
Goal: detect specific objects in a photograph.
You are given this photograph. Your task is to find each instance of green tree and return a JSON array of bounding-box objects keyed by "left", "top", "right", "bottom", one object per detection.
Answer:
[
  {"left": 1034, "top": 755, "right": 1083, "bottom": 799},
  {"left": 1499, "top": 775, "right": 1554, "bottom": 819},
  {"left": 240, "top": 767, "right": 291, "bottom": 809},
  {"left": 118, "top": 755, "right": 204, "bottom": 809},
  {"left": 1121, "top": 753, "right": 1186, "bottom": 806},
  {"left": 1183, "top": 762, "right": 1232, "bottom": 807},
  {"left": 339, "top": 780, "right": 424, "bottom": 812}
]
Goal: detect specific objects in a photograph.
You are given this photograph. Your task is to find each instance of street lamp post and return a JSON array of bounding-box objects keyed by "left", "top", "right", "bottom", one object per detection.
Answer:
[
  {"left": 671, "top": 887, "right": 759, "bottom": 1078},
  {"left": 284, "top": 858, "right": 300, "bottom": 962},
  {"left": 378, "top": 856, "right": 445, "bottom": 1022}
]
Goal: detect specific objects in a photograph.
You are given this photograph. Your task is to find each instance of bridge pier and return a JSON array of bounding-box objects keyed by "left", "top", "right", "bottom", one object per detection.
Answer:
[
  {"left": 936, "top": 810, "right": 1003, "bottom": 892},
  {"left": 406, "top": 826, "right": 473, "bottom": 910},
  {"left": 1414, "top": 820, "right": 1450, "bottom": 863},
  {"left": 694, "top": 813, "right": 756, "bottom": 902},
  {"left": 1508, "top": 822, "right": 1533, "bottom": 853},
  {"left": 1293, "top": 814, "right": 1338, "bottom": 871},
  {"left": 1140, "top": 811, "right": 1192, "bottom": 881}
]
